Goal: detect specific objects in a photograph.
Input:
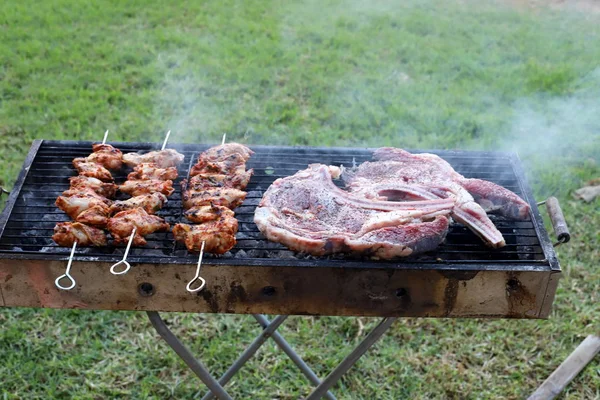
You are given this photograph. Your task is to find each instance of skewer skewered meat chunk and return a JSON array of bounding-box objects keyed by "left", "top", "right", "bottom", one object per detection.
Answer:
[
  {"left": 186, "top": 170, "right": 253, "bottom": 191},
  {"left": 69, "top": 176, "right": 117, "bottom": 198},
  {"left": 55, "top": 190, "right": 111, "bottom": 227},
  {"left": 72, "top": 158, "right": 113, "bottom": 182},
  {"left": 60, "top": 188, "right": 112, "bottom": 205},
  {"left": 190, "top": 154, "right": 248, "bottom": 177},
  {"left": 119, "top": 179, "right": 174, "bottom": 197},
  {"left": 123, "top": 149, "right": 185, "bottom": 168},
  {"left": 173, "top": 216, "right": 238, "bottom": 254},
  {"left": 183, "top": 204, "right": 234, "bottom": 223},
  {"left": 86, "top": 144, "right": 123, "bottom": 171},
  {"left": 200, "top": 143, "right": 254, "bottom": 163},
  {"left": 107, "top": 208, "right": 170, "bottom": 246},
  {"left": 52, "top": 222, "right": 108, "bottom": 247},
  {"left": 182, "top": 188, "right": 246, "bottom": 210},
  {"left": 109, "top": 193, "right": 168, "bottom": 216},
  {"left": 127, "top": 163, "right": 178, "bottom": 181}
]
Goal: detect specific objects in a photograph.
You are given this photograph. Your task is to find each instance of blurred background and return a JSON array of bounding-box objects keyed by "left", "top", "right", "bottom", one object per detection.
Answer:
[{"left": 0, "top": 0, "right": 598, "bottom": 398}]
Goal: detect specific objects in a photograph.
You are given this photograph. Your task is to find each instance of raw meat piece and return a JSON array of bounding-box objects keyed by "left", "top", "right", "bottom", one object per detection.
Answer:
[
  {"left": 343, "top": 148, "right": 530, "bottom": 247},
  {"left": 254, "top": 164, "right": 454, "bottom": 258}
]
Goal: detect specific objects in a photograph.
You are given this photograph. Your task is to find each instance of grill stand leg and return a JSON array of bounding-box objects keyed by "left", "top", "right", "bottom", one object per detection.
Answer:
[
  {"left": 148, "top": 312, "right": 395, "bottom": 400},
  {"left": 146, "top": 311, "right": 233, "bottom": 400},
  {"left": 253, "top": 314, "right": 337, "bottom": 400},
  {"left": 305, "top": 317, "right": 397, "bottom": 400}
]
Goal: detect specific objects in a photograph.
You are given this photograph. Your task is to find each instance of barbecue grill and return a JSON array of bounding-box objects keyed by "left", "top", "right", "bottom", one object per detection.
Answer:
[{"left": 0, "top": 139, "right": 568, "bottom": 399}]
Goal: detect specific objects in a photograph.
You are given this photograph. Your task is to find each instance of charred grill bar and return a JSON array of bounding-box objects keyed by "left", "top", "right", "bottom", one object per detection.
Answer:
[
  {"left": 0, "top": 139, "right": 565, "bottom": 399},
  {"left": 0, "top": 140, "right": 561, "bottom": 318}
]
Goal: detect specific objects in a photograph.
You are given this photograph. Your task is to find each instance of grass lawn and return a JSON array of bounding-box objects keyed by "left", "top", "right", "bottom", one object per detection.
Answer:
[{"left": 1, "top": 0, "right": 599, "bottom": 398}]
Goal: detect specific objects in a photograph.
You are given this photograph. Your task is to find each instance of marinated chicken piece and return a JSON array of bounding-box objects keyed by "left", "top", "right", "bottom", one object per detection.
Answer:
[
  {"left": 190, "top": 154, "right": 247, "bottom": 177},
  {"left": 123, "top": 149, "right": 185, "bottom": 168},
  {"left": 119, "top": 179, "right": 174, "bottom": 197},
  {"left": 109, "top": 193, "right": 167, "bottom": 216},
  {"left": 56, "top": 190, "right": 111, "bottom": 227},
  {"left": 189, "top": 143, "right": 253, "bottom": 177},
  {"left": 72, "top": 158, "right": 113, "bottom": 182},
  {"left": 107, "top": 208, "right": 170, "bottom": 246},
  {"left": 185, "top": 170, "right": 253, "bottom": 191},
  {"left": 173, "top": 216, "right": 238, "bottom": 254},
  {"left": 183, "top": 204, "right": 234, "bottom": 223},
  {"left": 200, "top": 143, "right": 254, "bottom": 163},
  {"left": 52, "top": 222, "right": 108, "bottom": 247},
  {"left": 60, "top": 188, "right": 112, "bottom": 205},
  {"left": 127, "top": 163, "right": 178, "bottom": 181},
  {"left": 69, "top": 176, "right": 117, "bottom": 198},
  {"left": 86, "top": 144, "right": 123, "bottom": 171},
  {"left": 182, "top": 188, "right": 246, "bottom": 210}
]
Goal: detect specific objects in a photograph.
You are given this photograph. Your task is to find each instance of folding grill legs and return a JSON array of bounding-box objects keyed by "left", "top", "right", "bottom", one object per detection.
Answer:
[{"left": 146, "top": 312, "right": 396, "bottom": 399}]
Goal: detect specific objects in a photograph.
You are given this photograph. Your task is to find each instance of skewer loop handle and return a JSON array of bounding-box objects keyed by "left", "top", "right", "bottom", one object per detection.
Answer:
[{"left": 55, "top": 241, "right": 77, "bottom": 290}]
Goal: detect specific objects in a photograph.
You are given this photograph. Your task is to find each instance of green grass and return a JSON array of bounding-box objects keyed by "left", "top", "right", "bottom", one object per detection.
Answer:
[{"left": 1, "top": 0, "right": 599, "bottom": 398}]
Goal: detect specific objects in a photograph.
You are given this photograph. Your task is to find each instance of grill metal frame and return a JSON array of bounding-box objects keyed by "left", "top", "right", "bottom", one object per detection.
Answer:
[
  {"left": 0, "top": 140, "right": 558, "bottom": 271},
  {"left": 0, "top": 140, "right": 562, "bottom": 318}
]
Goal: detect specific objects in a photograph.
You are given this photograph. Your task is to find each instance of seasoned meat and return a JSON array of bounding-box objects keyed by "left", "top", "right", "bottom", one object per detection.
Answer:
[
  {"left": 123, "top": 149, "right": 184, "bottom": 168},
  {"left": 183, "top": 204, "right": 235, "bottom": 223},
  {"left": 173, "top": 216, "right": 238, "bottom": 254},
  {"left": 342, "top": 148, "right": 531, "bottom": 248},
  {"left": 127, "top": 163, "right": 178, "bottom": 181},
  {"left": 55, "top": 190, "right": 111, "bottom": 227},
  {"left": 182, "top": 188, "right": 246, "bottom": 210},
  {"left": 254, "top": 164, "right": 454, "bottom": 258},
  {"left": 52, "top": 222, "right": 108, "bottom": 247},
  {"left": 185, "top": 171, "right": 253, "bottom": 191},
  {"left": 109, "top": 193, "right": 167, "bottom": 216},
  {"left": 69, "top": 176, "right": 117, "bottom": 198},
  {"left": 86, "top": 144, "right": 123, "bottom": 171},
  {"left": 189, "top": 143, "right": 253, "bottom": 177},
  {"left": 107, "top": 208, "right": 170, "bottom": 246},
  {"left": 119, "top": 179, "right": 174, "bottom": 197},
  {"left": 72, "top": 158, "right": 113, "bottom": 182}
]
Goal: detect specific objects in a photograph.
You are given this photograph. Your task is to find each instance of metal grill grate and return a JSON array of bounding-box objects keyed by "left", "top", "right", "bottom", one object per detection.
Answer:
[{"left": 0, "top": 140, "right": 556, "bottom": 270}]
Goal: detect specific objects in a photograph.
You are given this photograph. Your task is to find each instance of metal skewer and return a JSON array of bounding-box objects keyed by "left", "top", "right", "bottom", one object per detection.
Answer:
[
  {"left": 101, "top": 129, "right": 109, "bottom": 145},
  {"left": 161, "top": 130, "right": 171, "bottom": 151},
  {"left": 110, "top": 227, "right": 136, "bottom": 275},
  {"left": 221, "top": 133, "right": 226, "bottom": 146},
  {"left": 55, "top": 241, "right": 78, "bottom": 290},
  {"left": 186, "top": 241, "right": 206, "bottom": 293}
]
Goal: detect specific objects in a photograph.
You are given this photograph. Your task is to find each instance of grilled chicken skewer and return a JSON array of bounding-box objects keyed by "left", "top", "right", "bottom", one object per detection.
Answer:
[
  {"left": 175, "top": 142, "right": 253, "bottom": 254},
  {"left": 54, "top": 139, "right": 123, "bottom": 247}
]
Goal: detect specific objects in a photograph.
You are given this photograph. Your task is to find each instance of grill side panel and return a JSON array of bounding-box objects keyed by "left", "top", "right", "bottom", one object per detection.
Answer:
[{"left": 0, "top": 259, "right": 555, "bottom": 318}]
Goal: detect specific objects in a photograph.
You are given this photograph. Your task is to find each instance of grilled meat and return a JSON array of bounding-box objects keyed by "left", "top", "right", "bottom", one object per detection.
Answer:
[
  {"left": 185, "top": 171, "right": 253, "bottom": 191},
  {"left": 86, "top": 144, "right": 123, "bottom": 171},
  {"left": 127, "top": 163, "right": 178, "bottom": 181},
  {"left": 189, "top": 143, "right": 253, "bottom": 178},
  {"left": 52, "top": 222, "right": 108, "bottom": 247},
  {"left": 183, "top": 204, "right": 234, "bottom": 224},
  {"left": 123, "top": 149, "right": 184, "bottom": 169},
  {"left": 182, "top": 187, "right": 246, "bottom": 210},
  {"left": 173, "top": 216, "right": 238, "bottom": 254},
  {"left": 109, "top": 193, "right": 167, "bottom": 216},
  {"left": 69, "top": 176, "right": 117, "bottom": 198},
  {"left": 72, "top": 158, "right": 113, "bottom": 182},
  {"left": 55, "top": 190, "right": 111, "bottom": 227},
  {"left": 254, "top": 164, "right": 454, "bottom": 258},
  {"left": 107, "top": 208, "right": 170, "bottom": 246},
  {"left": 119, "top": 179, "right": 174, "bottom": 197},
  {"left": 200, "top": 143, "right": 254, "bottom": 163},
  {"left": 342, "top": 148, "right": 531, "bottom": 248}
]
